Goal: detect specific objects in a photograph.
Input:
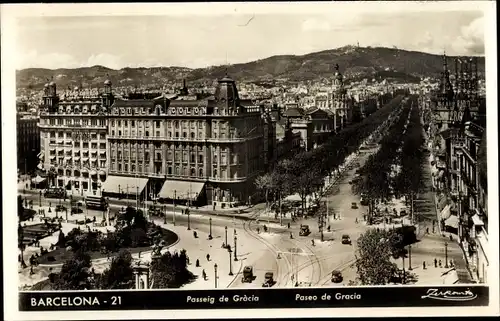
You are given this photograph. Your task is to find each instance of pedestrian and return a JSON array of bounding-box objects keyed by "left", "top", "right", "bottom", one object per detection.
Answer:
[
  {"left": 327, "top": 225, "right": 331, "bottom": 232},
  {"left": 355, "top": 218, "right": 358, "bottom": 224},
  {"left": 426, "top": 227, "right": 429, "bottom": 234},
  {"left": 290, "top": 232, "right": 293, "bottom": 239},
  {"left": 434, "top": 258, "right": 437, "bottom": 267},
  {"left": 423, "top": 261, "right": 426, "bottom": 269},
  {"left": 287, "top": 222, "right": 290, "bottom": 229},
  {"left": 449, "top": 260, "right": 453, "bottom": 268},
  {"left": 202, "top": 269, "right": 206, "bottom": 280},
  {"left": 256, "top": 227, "right": 260, "bottom": 234},
  {"left": 222, "top": 242, "right": 225, "bottom": 248},
  {"left": 311, "top": 239, "right": 315, "bottom": 246},
  {"left": 206, "top": 254, "right": 210, "bottom": 261},
  {"left": 449, "top": 234, "right": 453, "bottom": 241},
  {"left": 439, "top": 259, "right": 442, "bottom": 268},
  {"left": 196, "top": 259, "right": 200, "bottom": 267}
]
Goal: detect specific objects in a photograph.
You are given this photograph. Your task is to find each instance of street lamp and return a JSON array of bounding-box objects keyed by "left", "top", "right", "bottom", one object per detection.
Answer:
[
  {"left": 234, "top": 234, "right": 238, "bottom": 261},
  {"left": 225, "top": 226, "right": 228, "bottom": 248},
  {"left": 39, "top": 190, "right": 42, "bottom": 207},
  {"left": 444, "top": 241, "right": 449, "bottom": 268},
  {"left": 187, "top": 208, "right": 191, "bottom": 230},
  {"left": 228, "top": 247, "right": 233, "bottom": 276},
  {"left": 209, "top": 217, "right": 213, "bottom": 240},
  {"left": 214, "top": 263, "right": 218, "bottom": 288},
  {"left": 408, "top": 244, "right": 412, "bottom": 270}
]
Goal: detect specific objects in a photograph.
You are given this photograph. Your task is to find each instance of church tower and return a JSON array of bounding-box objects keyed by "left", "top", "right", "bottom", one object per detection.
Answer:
[{"left": 331, "top": 64, "right": 348, "bottom": 130}]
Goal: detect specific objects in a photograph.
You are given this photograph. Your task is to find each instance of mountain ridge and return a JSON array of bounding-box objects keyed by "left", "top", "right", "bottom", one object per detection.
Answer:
[{"left": 16, "top": 46, "right": 485, "bottom": 89}]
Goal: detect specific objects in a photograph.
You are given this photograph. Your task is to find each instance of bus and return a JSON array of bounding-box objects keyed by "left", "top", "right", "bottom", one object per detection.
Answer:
[{"left": 85, "top": 195, "right": 108, "bottom": 210}]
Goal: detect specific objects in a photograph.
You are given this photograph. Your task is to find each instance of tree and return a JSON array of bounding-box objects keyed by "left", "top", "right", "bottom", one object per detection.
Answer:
[
  {"left": 355, "top": 229, "right": 398, "bottom": 285},
  {"left": 151, "top": 250, "right": 195, "bottom": 289},
  {"left": 97, "top": 249, "right": 134, "bottom": 289},
  {"left": 255, "top": 173, "right": 273, "bottom": 210},
  {"left": 53, "top": 250, "right": 93, "bottom": 290}
]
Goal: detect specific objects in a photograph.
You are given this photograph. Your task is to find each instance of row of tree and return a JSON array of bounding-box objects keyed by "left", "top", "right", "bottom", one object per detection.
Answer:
[
  {"left": 352, "top": 96, "right": 415, "bottom": 223},
  {"left": 255, "top": 95, "right": 407, "bottom": 217}
]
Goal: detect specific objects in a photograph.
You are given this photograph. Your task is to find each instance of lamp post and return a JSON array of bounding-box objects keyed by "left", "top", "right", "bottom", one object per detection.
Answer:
[
  {"left": 173, "top": 190, "right": 176, "bottom": 226},
  {"left": 228, "top": 248, "right": 233, "bottom": 276},
  {"left": 39, "top": 190, "right": 42, "bottom": 207},
  {"left": 209, "top": 217, "right": 213, "bottom": 240},
  {"left": 234, "top": 234, "right": 238, "bottom": 261},
  {"left": 408, "top": 244, "right": 412, "bottom": 270},
  {"left": 225, "top": 226, "right": 228, "bottom": 248},
  {"left": 444, "top": 241, "right": 449, "bottom": 268},
  {"left": 187, "top": 208, "right": 191, "bottom": 230},
  {"left": 214, "top": 263, "right": 218, "bottom": 288}
]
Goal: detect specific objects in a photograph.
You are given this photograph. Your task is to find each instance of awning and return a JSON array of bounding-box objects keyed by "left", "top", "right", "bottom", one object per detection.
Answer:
[
  {"left": 472, "top": 214, "right": 484, "bottom": 226},
  {"left": 285, "top": 194, "right": 302, "bottom": 202},
  {"left": 81, "top": 168, "right": 88, "bottom": 173},
  {"left": 74, "top": 157, "right": 80, "bottom": 161},
  {"left": 90, "top": 170, "right": 97, "bottom": 176},
  {"left": 99, "top": 151, "right": 106, "bottom": 154},
  {"left": 445, "top": 215, "right": 459, "bottom": 229},
  {"left": 65, "top": 156, "right": 72, "bottom": 160},
  {"left": 82, "top": 157, "right": 89, "bottom": 162},
  {"left": 31, "top": 175, "right": 46, "bottom": 184},
  {"left": 441, "top": 204, "right": 451, "bottom": 220},
  {"left": 101, "top": 175, "right": 149, "bottom": 195},
  {"left": 159, "top": 180, "right": 205, "bottom": 200},
  {"left": 99, "top": 170, "right": 106, "bottom": 176},
  {"left": 50, "top": 156, "right": 56, "bottom": 160}
]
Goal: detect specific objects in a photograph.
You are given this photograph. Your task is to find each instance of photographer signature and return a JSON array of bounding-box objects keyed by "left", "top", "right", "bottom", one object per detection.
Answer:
[{"left": 421, "top": 288, "right": 477, "bottom": 301}]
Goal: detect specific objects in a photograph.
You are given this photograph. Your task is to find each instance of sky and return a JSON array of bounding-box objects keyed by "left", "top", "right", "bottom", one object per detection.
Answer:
[{"left": 12, "top": 4, "right": 486, "bottom": 70}]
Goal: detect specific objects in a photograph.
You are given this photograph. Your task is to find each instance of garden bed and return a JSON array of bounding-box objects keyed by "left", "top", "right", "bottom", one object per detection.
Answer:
[{"left": 36, "top": 226, "right": 178, "bottom": 265}]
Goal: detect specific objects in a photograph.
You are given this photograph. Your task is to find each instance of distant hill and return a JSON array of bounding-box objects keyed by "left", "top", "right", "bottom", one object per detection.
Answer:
[{"left": 16, "top": 46, "right": 485, "bottom": 89}]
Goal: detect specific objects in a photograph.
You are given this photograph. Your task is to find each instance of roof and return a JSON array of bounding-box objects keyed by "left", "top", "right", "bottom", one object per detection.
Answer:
[
  {"left": 169, "top": 100, "right": 208, "bottom": 107},
  {"left": 284, "top": 107, "right": 304, "bottom": 118}
]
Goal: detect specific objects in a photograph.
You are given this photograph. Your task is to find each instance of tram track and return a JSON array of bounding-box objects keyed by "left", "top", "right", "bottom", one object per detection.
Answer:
[{"left": 241, "top": 213, "right": 293, "bottom": 288}]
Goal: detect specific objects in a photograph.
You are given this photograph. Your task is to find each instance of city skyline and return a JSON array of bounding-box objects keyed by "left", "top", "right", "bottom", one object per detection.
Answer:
[{"left": 11, "top": 4, "right": 485, "bottom": 70}]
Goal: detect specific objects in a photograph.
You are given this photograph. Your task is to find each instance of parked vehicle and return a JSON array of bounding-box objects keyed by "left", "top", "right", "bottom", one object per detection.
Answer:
[
  {"left": 71, "top": 206, "right": 83, "bottom": 214},
  {"left": 331, "top": 270, "right": 343, "bottom": 283},
  {"left": 44, "top": 187, "right": 66, "bottom": 199},
  {"left": 55, "top": 205, "right": 67, "bottom": 212},
  {"left": 299, "top": 225, "right": 311, "bottom": 236},
  {"left": 351, "top": 202, "right": 358, "bottom": 209},
  {"left": 262, "top": 272, "right": 275, "bottom": 287},
  {"left": 242, "top": 266, "right": 254, "bottom": 283},
  {"left": 342, "top": 234, "right": 351, "bottom": 245}
]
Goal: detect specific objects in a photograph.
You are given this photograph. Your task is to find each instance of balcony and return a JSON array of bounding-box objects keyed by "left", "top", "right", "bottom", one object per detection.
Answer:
[{"left": 208, "top": 176, "right": 248, "bottom": 183}]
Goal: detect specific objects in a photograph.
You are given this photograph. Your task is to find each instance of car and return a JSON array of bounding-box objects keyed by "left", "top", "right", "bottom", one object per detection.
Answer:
[
  {"left": 71, "top": 206, "right": 83, "bottom": 214},
  {"left": 242, "top": 266, "right": 254, "bottom": 283},
  {"left": 351, "top": 202, "right": 358, "bottom": 209},
  {"left": 55, "top": 205, "right": 67, "bottom": 212},
  {"left": 342, "top": 234, "right": 351, "bottom": 245},
  {"left": 331, "top": 270, "right": 343, "bottom": 283},
  {"left": 299, "top": 225, "right": 311, "bottom": 236},
  {"left": 262, "top": 272, "right": 275, "bottom": 287}
]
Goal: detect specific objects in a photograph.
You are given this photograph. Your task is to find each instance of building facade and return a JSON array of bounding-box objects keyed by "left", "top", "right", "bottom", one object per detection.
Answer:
[
  {"left": 103, "top": 76, "right": 269, "bottom": 208},
  {"left": 17, "top": 113, "right": 40, "bottom": 175},
  {"left": 38, "top": 81, "right": 113, "bottom": 196},
  {"left": 425, "top": 53, "right": 488, "bottom": 283}
]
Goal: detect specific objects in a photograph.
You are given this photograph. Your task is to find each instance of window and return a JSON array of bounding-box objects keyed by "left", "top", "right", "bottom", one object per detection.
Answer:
[
  {"left": 183, "top": 132, "right": 187, "bottom": 138},
  {"left": 199, "top": 154, "right": 203, "bottom": 163},
  {"left": 174, "top": 121, "right": 179, "bottom": 128},
  {"left": 112, "top": 130, "right": 115, "bottom": 136},
  {"left": 145, "top": 131, "right": 149, "bottom": 137},
  {"left": 118, "top": 130, "right": 122, "bottom": 136},
  {"left": 175, "top": 166, "right": 180, "bottom": 175},
  {"left": 100, "top": 133, "right": 105, "bottom": 139},
  {"left": 168, "top": 132, "right": 172, "bottom": 138},
  {"left": 191, "top": 168, "right": 195, "bottom": 176},
  {"left": 91, "top": 143, "right": 97, "bottom": 149},
  {"left": 118, "top": 120, "right": 121, "bottom": 126},
  {"left": 175, "top": 132, "right": 179, "bottom": 138},
  {"left": 213, "top": 155, "right": 217, "bottom": 163},
  {"left": 124, "top": 164, "right": 128, "bottom": 172},
  {"left": 214, "top": 169, "right": 218, "bottom": 177},
  {"left": 145, "top": 152, "right": 149, "bottom": 160},
  {"left": 168, "top": 167, "right": 172, "bottom": 175},
  {"left": 118, "top": 163, "right": 122, "bottom": 171},
  {"left": 190, "top": 153, "right": 195, "bottom": 163},
  {"left": 125, "top": 120, "right": 128, "bottom": 126},
  {"left": 131, "top": 164, "right": 136, "bottom": 172},
  {"left": 155, "top": 120, "right": 160, "bottom": 127},
  {"left": 156, "top": 152, "right": 161, "bottom": 161},
  {"left": 190, "top": 132, "right": 195, "bottom": 139},
  {"left": 132, "top": 120, "right": 135, "bottom": 127},
  {"left": 156, "top": 131, "right": 160, "bottom": 137},
  {"left": 199, "top": 168, "right": 203, "bottom": 177}
]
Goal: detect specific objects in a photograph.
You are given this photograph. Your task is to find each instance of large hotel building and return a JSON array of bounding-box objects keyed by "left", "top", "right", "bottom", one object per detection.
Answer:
[{"left": 39, "top": 77, "right": 272, "bottom": 208}]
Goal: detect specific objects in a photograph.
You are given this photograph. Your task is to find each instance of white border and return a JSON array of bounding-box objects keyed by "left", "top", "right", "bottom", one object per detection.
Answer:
[{"left": 2, "top": 2, "right": 498, "bottom": 320}]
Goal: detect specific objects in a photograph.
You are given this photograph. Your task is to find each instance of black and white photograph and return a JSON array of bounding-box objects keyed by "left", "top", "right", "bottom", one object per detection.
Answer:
[{"left": 2, "top": 1, "right": 498, "bottom": 319}]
